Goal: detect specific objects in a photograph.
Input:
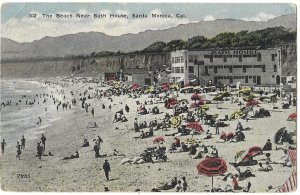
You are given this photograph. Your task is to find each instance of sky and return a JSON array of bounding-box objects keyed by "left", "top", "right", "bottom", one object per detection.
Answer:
[{"left": 1, "top": 3, "right": 296, "bottom": 43}]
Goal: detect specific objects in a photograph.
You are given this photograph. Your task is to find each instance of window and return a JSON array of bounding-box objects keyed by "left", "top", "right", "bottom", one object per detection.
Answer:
[
  {"left": 205, "top": 66, "right": 208, "bottom": 75},
  {"left": 229, "top": 66, "right": 233, "bottom": 73},
  {"left": 171, "top": 57, "right": 175, "bottom": 63},
  {"left": 223, "top": 56, "right": 227, "bottom": 62},
  {"left": 262, "top": 65, "right": 266, "bottom": 72},
  {"left": 210, "top": 56, "right": 213, "bottom": 62},
  {"left": 180, "top": 67, "right": 184, "bottom": 73},
  {"left": 239, "top": 55, "right": 242, "bottom": 62},
  {"left": 257, "top": 53, "right": 261, "bottom": 61},
  {"left": 272, "top": 54, "right": 276, "bottom": 61},
  {"left": 172, "top": 67, "right": 175, "bottom": 73},
  {"left": 175, "top": 67, "right": 180, "bottom": 73},
  {"left": 188, "top": 66, "right": 194, "bottom": 73},
  {"left": 272, "top": 75, "right": 275, "bottom": 78},
  {"left": 229, "top": 77, "right": 233, "bottom": 83},
  {"left": 249, "top": 76, "right": 252, "bottom": 79},
  {"left": 274, "top": 65, "right": 277, "bottom": 72},
  {"left": 188, "top": 55, "right": 194, "bottom": 62},
  {"left": 253, "top": 76, "right": 257, "bottom": 83},
  {"left": 180, "top": 56, "right": 184, "bottom": 63},
  {"left": 214, "top": 66, "right": 217, "bottom": 73},
  {"left": 245, "top": 76, "right": 249, "bottom": 83},
  {"left": 243, "top": 66, "right": 246, "bottom": 73}
]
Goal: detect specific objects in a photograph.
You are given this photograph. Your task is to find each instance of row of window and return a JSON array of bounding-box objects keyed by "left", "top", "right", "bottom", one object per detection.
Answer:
[
  {"left": 172, "top": 77, "right": 182, "bottom": 82},
  {"left": 215, "top": 75, "right": 260, "bottom": 83},
  {"left": 205, "top": 64, "right": 277, "bottom": 74},
  {"left": 171, "top": 66, "right": 194, "bottom": 73},
  {"left": 173, "top": 53, "right": 277, "bottom": 64},
  {"left": 204, "top": 53, "right": 277, "bottom": 63},
  {"left": 171, "top": 56, "right": 184, "bottom": 63}
]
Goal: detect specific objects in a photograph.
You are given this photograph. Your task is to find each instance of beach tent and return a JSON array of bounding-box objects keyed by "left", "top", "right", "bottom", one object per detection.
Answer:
[{"left": 197, "top": 157, "right": 227, "bottom": 190}]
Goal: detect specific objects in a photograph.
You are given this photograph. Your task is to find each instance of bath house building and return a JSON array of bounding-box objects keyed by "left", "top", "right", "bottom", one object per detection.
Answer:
[{"left": 170, "top": 49, "right": 282, "bottom": 86}]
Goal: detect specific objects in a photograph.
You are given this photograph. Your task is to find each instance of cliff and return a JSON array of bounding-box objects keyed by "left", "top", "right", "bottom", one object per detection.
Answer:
[{"left": 0, "top": 53, "right": 171, "bottom": 78}]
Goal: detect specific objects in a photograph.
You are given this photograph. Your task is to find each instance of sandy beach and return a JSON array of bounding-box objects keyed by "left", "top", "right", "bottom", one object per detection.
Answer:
[{"left": 0, "top": 77, "right": 296, "bottom": 192}]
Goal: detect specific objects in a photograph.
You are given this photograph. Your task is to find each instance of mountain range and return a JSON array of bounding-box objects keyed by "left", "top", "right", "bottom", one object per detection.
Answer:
[{"left": 1, "top": 14, "right": 296, "bottom": 59}]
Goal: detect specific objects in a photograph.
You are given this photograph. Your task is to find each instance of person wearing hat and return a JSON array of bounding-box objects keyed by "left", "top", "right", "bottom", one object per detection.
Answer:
[
  {"left": 103, "top": 159, "right": 111, "bottom": 181},
  {"left": 262, "top": 139, "right": 272, "bottom": 151}
]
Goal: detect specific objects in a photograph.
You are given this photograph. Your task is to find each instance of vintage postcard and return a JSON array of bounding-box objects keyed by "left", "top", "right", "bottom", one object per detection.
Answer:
[{"left": 0, "top": 1, "right": 297, "bottom": 192}]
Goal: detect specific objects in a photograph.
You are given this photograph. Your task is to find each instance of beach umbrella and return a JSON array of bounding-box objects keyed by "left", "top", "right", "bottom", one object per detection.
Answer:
[
  {"left": 246, "top": 99, "right": 258, "bottom": 107},
  {"left": 186, "top": 122, "right": 204, "bottom": 133},
  {"left": 199, "top": 104, "right": 209, "bottom": 112},
  {"left": 130, "top": 83, "right": 140, "bottom": 91},
  {"left": 274, "top": 127, "right": 286, "bottom": 144},
  {"left": 219, "top": 131, "right": 234, "bottom": 141},
  {"left": 234, "top": 150, "right": 246, "bottom": 162},
  {"left": 239, "top": 88, "right": 251, "bottom": 95},
  {"left": 153, "top": 136, "right": 165, "bottom": 144},
  {"left": 170, "top": 116, "right": 182, "bottom": 128},
  {"left": 197, "top": 157, "right": 227, "bottom": 190},
  {"left": 191, "top": 93, "right": 201, "bottom": 101},
  {"left": 247, "top": 146, "right": 263, "bottom": 157},
  {"left": 230, "top": 110, "right": 243, "bottom": 120},
  {"left": 288, "top": 113, "right": 296, "bottom": 121},
  {"left": 161, "top": 83, "right": 170, "bottom": 91}
]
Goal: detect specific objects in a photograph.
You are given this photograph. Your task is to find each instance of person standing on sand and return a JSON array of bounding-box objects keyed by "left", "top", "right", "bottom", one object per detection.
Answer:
[
  {"left": 103, "top": 159, "right": 111, "bottom": 181},
  {"left": 41, "top": 134, "right": 47, "bottom": 151},
  {"left": 93, "top": 139, "right": 100, "bottom": 158},
  {"left": 97, "top": 136, "right": 103, "bottom": 150},
  {"left": 16, "top": 142, "right": 21, "bottom": 160},
  {"left": 37, "top": 143, "right": 43, "bottom": 160},
  {"left": 1, "top": 139, "right": 6, "bottom": 155},
  {"left": 109, "top": 105, "right": 111, "bottom": 111},
  {"left": 21, "top": 135, "right": 26, "bottom": 150},
  {"left": 91, "top": 108, "right": 95, "bottom": 118}
]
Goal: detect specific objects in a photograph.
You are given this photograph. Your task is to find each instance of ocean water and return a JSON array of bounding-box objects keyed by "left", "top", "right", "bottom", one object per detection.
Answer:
[{"left": 0, "top": 79, "right": 59, "bottom": 149}]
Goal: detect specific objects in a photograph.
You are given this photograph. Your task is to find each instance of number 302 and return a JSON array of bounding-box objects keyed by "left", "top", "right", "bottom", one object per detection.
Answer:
[
  {"left": 28, "top": 14, "right": 36, "bottom": 18},
  {"left": 17, "top": 174, "right": 30, "bottom": 178}
]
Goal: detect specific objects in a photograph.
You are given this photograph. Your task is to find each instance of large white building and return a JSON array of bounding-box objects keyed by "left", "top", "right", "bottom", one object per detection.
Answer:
[{"left": 170, "top": 49, "right": 282, "bottom": 86}]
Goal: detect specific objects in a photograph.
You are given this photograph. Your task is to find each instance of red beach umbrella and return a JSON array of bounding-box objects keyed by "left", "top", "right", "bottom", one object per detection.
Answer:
[
  {"left": 288, "top": 113, "right": 297, "bottom": 120},
  {"left": 247, "top": 146, "right": 263, "bottom": 157},
  {"left": 246, "top": 99, "right": 258, "bottom": 107},
  {"left": 161, "top": 83, "right": 170, "bottom": 91},
  {"left": 186, "top": 122, "right": 204, "bottom": 132},
  {"left": 130, "top": 83, "right": 140, "bottom": 91},
  {"left": 191, "top": 93, "right": 201, "bottom": 101},
  {"left": 153, "top": 136, "right": 165, "bottom": 144},
  {"left": 197, "top": 157, "right": 227, "bottom": 190}
]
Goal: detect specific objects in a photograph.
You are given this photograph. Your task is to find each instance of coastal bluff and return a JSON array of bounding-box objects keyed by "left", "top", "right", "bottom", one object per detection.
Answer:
[{"left": 0, "top": 53, "right": 170, "bottom": 78}]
